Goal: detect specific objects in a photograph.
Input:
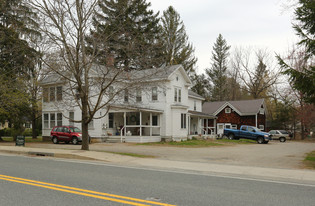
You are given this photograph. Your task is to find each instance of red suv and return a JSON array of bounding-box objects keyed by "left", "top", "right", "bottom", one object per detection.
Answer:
[{"left": 50, "top": 126, "right": 84, "bottom": 145}]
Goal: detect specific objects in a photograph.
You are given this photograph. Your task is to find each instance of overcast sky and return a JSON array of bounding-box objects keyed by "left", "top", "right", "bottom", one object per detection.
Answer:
[{"left": 149, "top": 0, "right": 298, "bottom": 74}]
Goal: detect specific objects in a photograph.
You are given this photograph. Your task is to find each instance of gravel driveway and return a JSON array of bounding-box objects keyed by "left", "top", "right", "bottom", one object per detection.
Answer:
[{"left": 21, "top": 140, "right": 315, "bottom": 170}]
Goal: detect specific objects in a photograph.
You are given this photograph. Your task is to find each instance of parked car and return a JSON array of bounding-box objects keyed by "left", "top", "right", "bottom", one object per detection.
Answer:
[
  {"left": 268, "top": 130, "right": 290, "bottom": 142},
  {"left": 50, "top": 126, "right": 90, "bottom": 145},
  {"left": 224, "top": 125, "right": 272, "bottom": 144}
]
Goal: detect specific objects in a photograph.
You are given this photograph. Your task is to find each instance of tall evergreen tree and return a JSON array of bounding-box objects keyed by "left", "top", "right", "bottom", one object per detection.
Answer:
[
  {"left": 191, "top": 73, "right": 211, "bottom": 102},
  {"left": 277, "top": 0, "right": 315, "bottom": 104},
  {"left": 161, "top": 6, "right": 197, "bottom": 74},
  {"left": 0, "top": 0, "right": 40, "bottom": 139},
  {"left": 206, "top": 34, "right": 230, "bottom": 101},
  {"left": 90, "top": 0, "right": 163, "bottom": 70},
  {"left": 0, "top": 0, "right": 39, "bottom": 78}
]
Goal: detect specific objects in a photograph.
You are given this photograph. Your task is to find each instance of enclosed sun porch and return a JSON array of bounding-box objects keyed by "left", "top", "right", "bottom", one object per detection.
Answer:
[{"left": 103, "top": 105, "right": 162, "bottom": 143}]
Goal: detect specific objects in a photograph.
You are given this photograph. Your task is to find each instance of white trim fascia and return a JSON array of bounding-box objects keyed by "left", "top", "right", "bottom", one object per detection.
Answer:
[
  {"left": 188, "top": 95, "right": 205, "bottom": 101},
  {"left": 171, "top": 104, "right": 189, "bottom": 109},
  {"left": 254, "top": 99, "right": 265, "bottom": 114},
  {"left": 213, "top": 102, "right": 242, "bottom": 116},
  {"left": 109, "top": 105, "right": 163, "bottom": 113},
  {"left": 167, "top": 65, "right": 192, "bottom": 85}
]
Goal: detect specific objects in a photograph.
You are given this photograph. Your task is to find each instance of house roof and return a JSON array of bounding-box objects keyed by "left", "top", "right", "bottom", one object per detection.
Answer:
[
  {"left": 40, "top": 64, "right": 189, "bottom": 85},
  {"left": 202, "top": 99, "right": 265, "bottom": 116},
  {"left": 188, "top": 110, "right": 216, "bottom": 118},
  {"left": 127, "top": 64, "right": 191, "bottom": 84},
  {"left": 109, "top": 104, "right": 164, "bottom": 113},
  {"left": 188, "top": 90, "right": 204, "bottom": 100},
  {"left": 39, "top": 73, "right": 66, "bottom": 85}
]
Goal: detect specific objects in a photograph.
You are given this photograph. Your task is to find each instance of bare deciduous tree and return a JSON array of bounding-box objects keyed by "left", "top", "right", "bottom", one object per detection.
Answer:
[
  {"left": 30, "top": 0, "right": 165, "bottom": 150},
  {"left": 233, "top": 47, "right": 281, "bottom": 99}
]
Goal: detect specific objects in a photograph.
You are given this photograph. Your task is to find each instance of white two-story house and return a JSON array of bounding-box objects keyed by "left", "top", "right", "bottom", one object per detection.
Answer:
[{"left": 40, "top": 65, "right": 215, "bottom": 142}]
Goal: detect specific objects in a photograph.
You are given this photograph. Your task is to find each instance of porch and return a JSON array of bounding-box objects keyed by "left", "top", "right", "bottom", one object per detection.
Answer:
[
  {"left": 188, "top": 110, "right": 217, "bottom": 137},
  {"left": 103, "top": 105, "right": 163, "bottom": 143}
]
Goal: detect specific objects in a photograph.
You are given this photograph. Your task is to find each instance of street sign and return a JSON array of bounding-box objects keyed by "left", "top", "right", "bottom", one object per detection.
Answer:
[{"left": 16, "top": 136, "right": 25, "bottom": 146}]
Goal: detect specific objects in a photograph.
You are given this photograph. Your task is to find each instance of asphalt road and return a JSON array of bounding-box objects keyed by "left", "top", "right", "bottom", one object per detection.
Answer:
[{"left": 1, "top": 154, "right": 315, "bottom": 206}]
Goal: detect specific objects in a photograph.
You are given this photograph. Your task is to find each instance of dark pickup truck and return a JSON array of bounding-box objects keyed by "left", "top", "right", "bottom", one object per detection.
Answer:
[{"left": 223, "top": 125, "right": 272, "bottom": 144}]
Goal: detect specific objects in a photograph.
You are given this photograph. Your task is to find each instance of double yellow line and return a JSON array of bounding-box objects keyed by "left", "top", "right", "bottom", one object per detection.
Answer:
[{"left": 0, "top": 174, "right": 175, "bottom": 206}]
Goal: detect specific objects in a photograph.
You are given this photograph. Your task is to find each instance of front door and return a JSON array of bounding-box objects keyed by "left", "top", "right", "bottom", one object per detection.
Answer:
[{"left": 217, "top": 123, "right": 224, "bottom": 135}]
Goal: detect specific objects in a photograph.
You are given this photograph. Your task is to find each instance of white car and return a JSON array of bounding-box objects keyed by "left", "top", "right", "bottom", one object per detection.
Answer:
[{"left": 269, "top": 130, "right": 290, "bottom": 142}]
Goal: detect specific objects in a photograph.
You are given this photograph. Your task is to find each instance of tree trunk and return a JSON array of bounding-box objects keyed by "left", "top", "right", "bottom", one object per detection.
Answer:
[
  {"left": 32, "top": 112, "right": 37, "bottom": 139},
  {"left": 81, "top": 121, "right": 89, "bottom": 150},
  {"left": 81, "top": 96, "right": 89, "bottom": 151}
]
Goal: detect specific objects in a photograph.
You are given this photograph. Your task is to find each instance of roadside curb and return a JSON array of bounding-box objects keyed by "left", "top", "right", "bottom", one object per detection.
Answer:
[{"left": 0, "top": 149, "right": 98, "bottom": 161}]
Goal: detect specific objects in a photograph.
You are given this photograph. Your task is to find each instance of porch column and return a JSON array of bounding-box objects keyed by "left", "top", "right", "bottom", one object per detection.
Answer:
[
  {"left": 207, "top": 119, "right": 209, "bottom": 135},
  {"left": 124, "top": 112, "right": 126, "bottom": 136},
  {"left": 197, "top": 117, "right": 201, "bottom": 134},
  {"left": 214, "top": 119, "right": 217, "bottom": 134},
  {"left": 140, "top": 111, "right": 142, "bottom": 136},
  {"left": 150, "top": 113, "right": 152, "bottom": 136},
  {"left": 159, "top": 114, "right": 161, "bottom": 136},
  {"left": 255, "top": 114, "right": 257, "bottom": 127},
  {"left": 188, "top": 115, "right": 190, "bottom": 135}
]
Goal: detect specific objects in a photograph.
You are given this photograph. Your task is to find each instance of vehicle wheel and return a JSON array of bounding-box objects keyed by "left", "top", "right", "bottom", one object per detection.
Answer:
[
  {"left": 228, "top": 134, "right": 234, "bottom": 140},
  {"left": 72, "top": 137, "right": 79, "bottom": 145},
  {"left": 52, "top": 137, "right": 59, "bottom": 144},
  {"left": 279, "top": 137, "right": 286, "bottom": 142},
  {"left": 257, "top": 137, "right": 264, "bottom": 144}
]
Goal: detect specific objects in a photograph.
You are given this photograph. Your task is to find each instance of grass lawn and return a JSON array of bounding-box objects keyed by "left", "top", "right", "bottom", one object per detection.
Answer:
[
  {"left": 137, "top": 138, "right": 256, "bottom": 147},
  {"left": 304, "top": 151, "right": 315, "bottom": 169},
  {"left": 1, "top": 136, "right": 43, "bottom": 143},
  {"left": 216, "top": 138, "right": 256, "bottom": 144}
]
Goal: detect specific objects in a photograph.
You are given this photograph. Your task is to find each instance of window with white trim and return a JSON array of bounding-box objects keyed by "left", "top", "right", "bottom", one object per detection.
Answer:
[
  {"left": 57, "top": 113, "right": 62, "bottom": 126},
  {"left": 43, "top": 112, "right": 63, "bottom": 129},
  {"left": 124, "top": 89, "right": 128, "bottom": 102},
  {"left": 136, "top": 89, "right": 142, "bottom": 102},
  {"left": 49, "top": 87, "right": 55, "bottom": 102},
  {"left": 43, "top": 88, "right": 49, "bottom": 102},
  {"left": 174, "top": 87, "right": 182, "bottom": 103},
  {"left": 43, "top": 86, "right": 63, "bottom": 102},
  {"left": 88, "top": 119, "right": 94, "bottom": 129},
  {"left": 181, "top": 113, "right": 186, "bottom": 129},
  {"left": 109, "top": 113, "right": 114, "bottom": 128},
  {"left": 232, "top": 124, "right": 237, "bottom": 129},
  {"left": 69, "top": 112, "right": 74, "bottom": 126},
  {"left": 225, "top": 108, "right": 231, "bottom": 113},
  {"left": 174, "top": 88, "right": 177, "bottom": 102},
  {"left": 108, "top": 86, "right": 114, "bottom": 98},
  {"left": 259, "top": 125, "right": 264, "bottom": 131},
  {"left": 43, "top": 114, "right": 49, "bottom": 128},
  {"left": 50, "top": 113, "right": 55, "bottom": 128},
  {"left": 259, "top": 108, "right": 265, "bottom": 115},
  {"left": 56, "top": 86, "right": 62, "bottom": 101},
  {"left": 152, "top": 87, "right": 157, "bottom": 101}
]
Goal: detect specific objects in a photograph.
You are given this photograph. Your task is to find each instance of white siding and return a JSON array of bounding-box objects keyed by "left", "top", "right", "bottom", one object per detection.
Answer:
[{"left": 41, "top": 66, "right": 203, "bottom": 142}]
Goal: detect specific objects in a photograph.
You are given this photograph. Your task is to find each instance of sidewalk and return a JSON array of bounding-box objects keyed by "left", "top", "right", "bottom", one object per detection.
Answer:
[{"left": 1, "top": 144, "right": 315, "bottom": 184}]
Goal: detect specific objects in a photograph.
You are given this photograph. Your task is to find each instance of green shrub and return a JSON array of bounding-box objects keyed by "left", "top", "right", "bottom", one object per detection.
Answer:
[
  {"left": 22, "top": 128, "right": 33, "bottom": 136},
  {"left": 0, "top": 128, "right": 13, "bottom": 136}
]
